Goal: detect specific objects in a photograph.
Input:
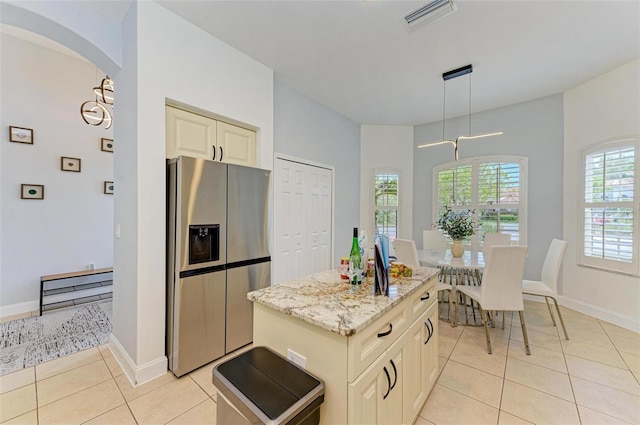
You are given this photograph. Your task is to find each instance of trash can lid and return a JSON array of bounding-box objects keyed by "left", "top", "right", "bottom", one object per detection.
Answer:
[{"left": 214, "top": 347, "right": 324, "bottom": 421}]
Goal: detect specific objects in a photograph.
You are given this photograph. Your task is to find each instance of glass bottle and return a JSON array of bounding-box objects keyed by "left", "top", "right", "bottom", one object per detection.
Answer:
[{"left": 349, "top": 227, "right": 362, "bottom": 285}]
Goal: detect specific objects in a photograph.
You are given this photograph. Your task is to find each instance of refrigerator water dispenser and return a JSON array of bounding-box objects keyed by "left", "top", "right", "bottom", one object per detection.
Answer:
[{"left": 188, "top": 224, "right": 220, "bottom": 264}]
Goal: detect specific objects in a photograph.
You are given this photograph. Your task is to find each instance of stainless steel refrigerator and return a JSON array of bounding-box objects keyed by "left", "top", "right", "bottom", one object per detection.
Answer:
[{"left": 166, "top": 156, "right": 271, "bottom": 377}]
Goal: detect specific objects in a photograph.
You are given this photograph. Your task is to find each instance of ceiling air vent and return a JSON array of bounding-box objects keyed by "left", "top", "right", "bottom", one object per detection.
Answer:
[{"left": 402, "top": 0, "right": 457, "bottom": 32}]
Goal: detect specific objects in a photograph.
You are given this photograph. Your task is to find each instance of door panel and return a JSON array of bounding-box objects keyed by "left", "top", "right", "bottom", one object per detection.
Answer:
[
  {"left": 178, "top": 157, "right": 227, "bottom": 271},
  {"left": 171, "top": 271, "right": 226, "bottom": 376},
  {"left": 227, "top": 165, "right": 271, "bottom": 262},
  {"left": 274, "top": 158, "right": 333, "bottom": 285},
  {"left": 226, "top": 262, "right": 271, "bottom": 352},
  {"left": 216, "top": 121, "right": 256, "bottom": 166},
  {"left": 166, "top": 106, "right": 216, "bottom": 160}
]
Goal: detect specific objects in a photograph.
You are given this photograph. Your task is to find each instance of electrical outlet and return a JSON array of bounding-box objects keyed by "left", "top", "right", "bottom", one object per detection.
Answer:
[
  {"left": 89, "top": 263, "right": 95, "bottom": 270},
  {"left": 287, "top": 349, "right": 307, "bottom": 369}
]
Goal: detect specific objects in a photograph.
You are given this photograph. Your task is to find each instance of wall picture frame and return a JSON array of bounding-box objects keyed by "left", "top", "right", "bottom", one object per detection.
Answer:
[
  {"left": 101, "top": 138, "right": 114, "bottom": 153},
  {"left": 10, "top": 126, "right": 34, "bottom": 144},
  {"left": 104, "top": 181, "right": 114, "bottom": 195},
  {"left": 21, "top": 184, "right": 44, "bottom": 200},
  {"left": 61, "top": 156, "right": 81, "bottom": 172}
]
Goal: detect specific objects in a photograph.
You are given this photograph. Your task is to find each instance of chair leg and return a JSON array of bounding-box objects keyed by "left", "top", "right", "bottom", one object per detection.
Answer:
[
  {"left": 519, "top": 311, "right": 531, "bottom": 355},
  {"left": 544, "top": 297, "right": 557, "bottom": 326},
  {"left": 449, "top": 290, "right": 455, "bottom": 327},
  {"left": 502, "top": 311, "right": 506, "bottom": 330},
  {"left": 551, "top": 297, "right": 569, "bottom": 340},
  {"left": 490, "top": 310, "right": 496, "bottom": 328},
  {"left": 481, "top": 309, "right": 492, "bottom": 354}
]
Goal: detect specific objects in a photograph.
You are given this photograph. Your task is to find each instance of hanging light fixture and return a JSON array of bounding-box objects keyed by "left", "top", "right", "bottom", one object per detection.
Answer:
[
  {"left": 418, "top": 64, "right": 503, "bottom": 161},
  {"left": 93, "top": 76, "right": 114, "bottom": 105},
  {"left": 81, "top": 71, "right": 113, "bottom": 130}
]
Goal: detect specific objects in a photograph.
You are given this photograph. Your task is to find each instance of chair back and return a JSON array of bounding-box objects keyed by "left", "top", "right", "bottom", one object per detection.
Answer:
[
  {"left": 541, "top": 239, "right": 568, "bottom": 294},
  {"left": 393, "top": 239, "right": 421, "bottom": 268},
  {"left": 482, "top": 233, "right": 512, "bottom": 263},
  {"left": 423, "top": 230, "right": 448, "bottom": 250},
  {"left": 480, "top": 246, "right": 528, "bottom": 311}
]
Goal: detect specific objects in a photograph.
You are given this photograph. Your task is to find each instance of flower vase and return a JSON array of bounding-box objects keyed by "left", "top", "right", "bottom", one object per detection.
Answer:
[{"left": 451, "top": 240, "right": 464, "bottom": 258}]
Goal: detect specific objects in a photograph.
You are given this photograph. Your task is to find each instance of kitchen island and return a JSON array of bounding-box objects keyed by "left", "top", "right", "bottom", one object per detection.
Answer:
[{"left": 248, "top": 267, "right": 440, "bottom": 425}]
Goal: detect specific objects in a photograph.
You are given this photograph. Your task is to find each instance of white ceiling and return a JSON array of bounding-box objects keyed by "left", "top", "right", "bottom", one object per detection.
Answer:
[
  {"left": 12, "top": 0, "right": 640, "bottom": 126},
  {"left": 154, "top": 0, "right": 640, "bottom": 126}
]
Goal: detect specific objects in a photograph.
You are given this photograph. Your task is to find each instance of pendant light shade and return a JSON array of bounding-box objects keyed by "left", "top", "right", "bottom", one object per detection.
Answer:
[{"left": 418, "top": 64, "right": 502, "bottom": 161}]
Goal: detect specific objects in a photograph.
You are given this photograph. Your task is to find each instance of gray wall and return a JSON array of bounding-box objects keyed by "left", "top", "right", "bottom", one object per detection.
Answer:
[
  {"left": 274, "top": 79, "right": 361, "bottom": 266},
  {"left": 413, "top": 94, "right": 564, "bottom": 279}
]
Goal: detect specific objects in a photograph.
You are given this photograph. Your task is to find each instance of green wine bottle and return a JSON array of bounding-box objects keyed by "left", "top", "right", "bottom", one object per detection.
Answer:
[{"left": 349, "top": 227, "right": 362, "bottom": 285}]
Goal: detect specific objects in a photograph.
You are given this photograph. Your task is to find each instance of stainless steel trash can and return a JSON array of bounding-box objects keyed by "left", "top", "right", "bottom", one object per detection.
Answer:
[{"left": 213, "top": 346, "right": 325, "bottom": 425}]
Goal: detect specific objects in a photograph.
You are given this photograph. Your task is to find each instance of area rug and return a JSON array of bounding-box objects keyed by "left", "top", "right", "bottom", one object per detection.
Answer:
[{"left": 0, "top": 301, "right": 112, "bottom": 376}]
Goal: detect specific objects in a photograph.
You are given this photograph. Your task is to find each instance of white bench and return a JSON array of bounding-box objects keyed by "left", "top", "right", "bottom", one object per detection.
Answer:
[{"left": 40, "top": 268, "right": 113, "bottom": 315}]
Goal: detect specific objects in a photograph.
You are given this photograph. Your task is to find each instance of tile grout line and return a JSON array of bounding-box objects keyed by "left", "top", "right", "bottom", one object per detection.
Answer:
[{"left": 496, "top": 310, "right": 514, "bottom": 425}]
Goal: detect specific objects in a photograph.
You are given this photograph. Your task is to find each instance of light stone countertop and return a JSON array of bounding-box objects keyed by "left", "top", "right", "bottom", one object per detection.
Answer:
[{"left": 247, "top": 266, "right": 439, "bottom": 337}]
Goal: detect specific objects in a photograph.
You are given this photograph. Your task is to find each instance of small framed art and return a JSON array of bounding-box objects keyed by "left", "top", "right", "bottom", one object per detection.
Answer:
[
  {"left": 61, "top": 157, "right": 81, "bottom": 172},
  {"left": 10, "top": 126, "right": 34, "bottom": 144},
  {"left": 101, "top": 138, "right": 114, "bottom": 153},
  {"left": 21, "top": 184, "right": 44, "bottom": 200},
  {"left": 104, "top": 181, "right": 114, "bottom": 195}
]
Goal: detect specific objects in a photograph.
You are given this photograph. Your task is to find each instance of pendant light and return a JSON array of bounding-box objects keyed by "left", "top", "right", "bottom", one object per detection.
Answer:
[
  {"left": 418, "top": 64, "right": 502, "bottom": 161},
  {"left": 80, "top": 69, "right": 113, "bottom": 130}
]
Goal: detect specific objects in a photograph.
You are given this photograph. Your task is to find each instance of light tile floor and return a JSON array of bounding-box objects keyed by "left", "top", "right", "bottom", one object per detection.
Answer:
[{"left": 1, "top": 301, "right": 638, "bottom": 424}]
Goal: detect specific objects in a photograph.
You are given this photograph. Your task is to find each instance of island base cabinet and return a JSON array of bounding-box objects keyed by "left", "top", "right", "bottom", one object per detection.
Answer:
[
  {"left": 349, "top": 333, "right": 405, "bottom": 425},
  {"left": 251, "top": 273, "right": 439, "bottom": 425},
  {"left": 349, "top": 302, "right": 439, "bottom": 425}
]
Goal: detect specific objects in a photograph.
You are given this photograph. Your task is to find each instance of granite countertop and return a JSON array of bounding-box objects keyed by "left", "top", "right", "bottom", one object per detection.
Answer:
[{"left": 247, "top": 266, "right": 439, "bottom": 337}]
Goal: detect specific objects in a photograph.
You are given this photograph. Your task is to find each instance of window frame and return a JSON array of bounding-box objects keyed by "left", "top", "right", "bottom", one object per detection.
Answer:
[
  {"left": 432, "top": 155, "right": 528, "bottom": 251},
  {"left": 371, "top": 168, "right": 400, "bottom": 241},
  {"left": 579, "top": 138, "right": 639, "bottom": 276}
]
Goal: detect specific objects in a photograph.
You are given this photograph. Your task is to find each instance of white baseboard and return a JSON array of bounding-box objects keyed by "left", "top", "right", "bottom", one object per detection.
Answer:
[
  {"left": 551, "top": 295, "right": 640, "bottom": 333},
  {"left": 109, "top": 334, "right": 168, "bottom": 387},
  {"left": 0, "top": 300, "right": 39, "bottom": 319}
]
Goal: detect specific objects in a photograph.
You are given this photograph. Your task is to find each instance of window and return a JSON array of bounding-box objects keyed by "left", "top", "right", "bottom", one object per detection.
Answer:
[
  {"left": 433, "top": 156, "right": 527, "bottom": 250},
  {"left": 374, "top": 172, "right": 399, "bottom": 240},
  {"left": 580, "top": 139, "right": 639, "bottom": 275}
]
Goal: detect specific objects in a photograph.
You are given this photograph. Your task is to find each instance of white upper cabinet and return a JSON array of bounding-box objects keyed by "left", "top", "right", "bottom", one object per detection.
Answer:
[
  {"left": 166, "top": 106, "right": 256, "bottom": 167},
  {"left": 216, "top": 121, "right": 256, "bottom": 166}
]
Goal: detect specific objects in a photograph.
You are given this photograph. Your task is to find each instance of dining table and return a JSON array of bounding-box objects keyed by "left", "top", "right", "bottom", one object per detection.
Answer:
[{"left": 417, "top": 248, "right": 486, "bottom": 325}]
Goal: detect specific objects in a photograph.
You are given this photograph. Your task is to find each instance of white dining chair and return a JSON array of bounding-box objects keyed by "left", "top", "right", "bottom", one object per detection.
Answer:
[
  {"left": 482, "top": 232, "right": 512, "bottom": 263},
  {"left": 481, "top": 233, "right": 512, "bottom": 327},
  {"left": 456, "top": 246, "right": 531, "bottom": 354},
  {"left": 522, "top": 239, "right": 570, "bottom": 340},
  {"left": 423, "top": 230, "right": 448, "bottom": 250},
  {"left": 392, "top": 238, "right": 420, "bottom": 267},
  {"left": 393, "top": 238, "right": 455, "bottom": 326}
]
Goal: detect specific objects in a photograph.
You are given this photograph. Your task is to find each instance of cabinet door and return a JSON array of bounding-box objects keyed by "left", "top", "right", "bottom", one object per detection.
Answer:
[
  {"left": 349, "top": 337, "right": 405, "bottom": 425},
  {"left": 403, "top": 302, "right": 438, "bottom": 422},
  {"left": 216, "top": 121, "right": 256, "bottom": 166},
  {"left": 166, "top": 106, "right": 216, "bottom": 160},
  {"left": 423, "top": 302, "right": 439, "bottom": 392}
]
